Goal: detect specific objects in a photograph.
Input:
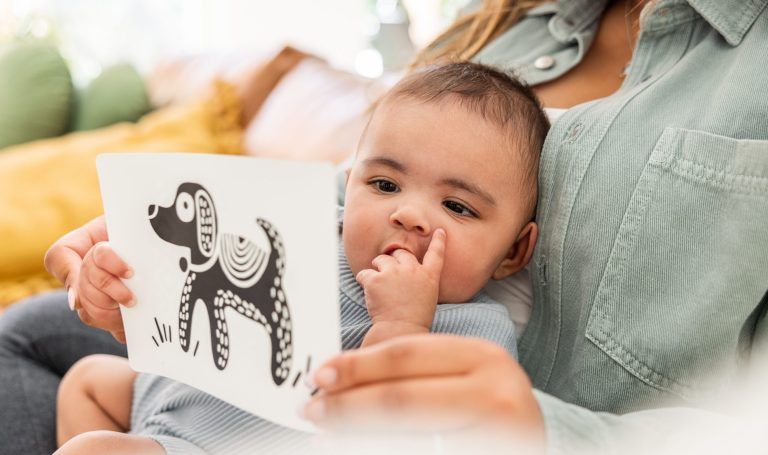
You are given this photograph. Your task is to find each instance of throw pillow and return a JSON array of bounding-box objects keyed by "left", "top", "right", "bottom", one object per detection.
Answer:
[
  {"left": 0, "top": 41, "right": 74, "bottom": 149},
  {"left": 74, "top": 63, "right": 152, "bottom": 131},
  {"left": 243, "top": 58, "right": 396, "bottom": 164},
  {"left": 0, "top": 80, "right": 244, "bottom": 307}
]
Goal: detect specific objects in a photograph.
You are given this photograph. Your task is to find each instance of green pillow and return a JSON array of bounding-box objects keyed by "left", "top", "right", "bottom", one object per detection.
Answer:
[
  {"left": 0, "top": 41, "right": 74, "bottom": 149},
  {"left": 74, "top": 63, "right": 151, "bottom": 131}
]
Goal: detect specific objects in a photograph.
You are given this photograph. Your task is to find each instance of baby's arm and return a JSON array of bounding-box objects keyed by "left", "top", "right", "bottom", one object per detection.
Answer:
[
  {"left": 357, "top": 229, "right": 446, "bottom": 346},
  {"left": 55, "top": 431, "right": 165, "bottom": 455},
  {"left": 57, "top": 354, "right": 137, "bottom": 447}
]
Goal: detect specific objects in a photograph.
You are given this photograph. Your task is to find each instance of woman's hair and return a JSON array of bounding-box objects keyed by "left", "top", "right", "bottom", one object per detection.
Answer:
[
  {"left": 411, "top": 0, "right": 657, "bottom": 67},
  {"left": 377, "top": 61, "right": 550, "bottom": 218},
  {"left": 410, "top": 0, "right": 553, "bottom": 68}
]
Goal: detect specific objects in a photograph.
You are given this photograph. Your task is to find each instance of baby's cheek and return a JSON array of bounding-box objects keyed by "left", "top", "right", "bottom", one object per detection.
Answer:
[
  {"left": 437, "top": 251, "right": 487, "bottom": 303},
  {"left": 342, "top": 226, "right": 373, "bottom": 278}
]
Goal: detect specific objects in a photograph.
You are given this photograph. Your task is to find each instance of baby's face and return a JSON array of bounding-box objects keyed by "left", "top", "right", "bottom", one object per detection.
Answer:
[{"left": 343, "top": 97, "right": 532, "bottom": 303}]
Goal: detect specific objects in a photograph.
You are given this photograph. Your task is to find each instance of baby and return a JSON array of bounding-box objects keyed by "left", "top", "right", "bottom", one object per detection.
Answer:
[{"left": 53, "top": 61, "right": 550, "bottom": 454}]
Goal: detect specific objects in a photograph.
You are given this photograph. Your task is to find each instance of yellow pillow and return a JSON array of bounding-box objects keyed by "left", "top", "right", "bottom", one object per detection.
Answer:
[{"left": 0, "top": 80, "right": 244, "bottom": 307}]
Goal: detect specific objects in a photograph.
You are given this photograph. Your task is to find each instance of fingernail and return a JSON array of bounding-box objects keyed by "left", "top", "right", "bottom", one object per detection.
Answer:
[
  {"left": 124, "top": 298, "right": 136, "bottom": 308},
  {"left": 67, "top": 287, "right": 76, "bottom": 311},
  {"left": 302, "top": 400, "right": 325, "bottom": 420},
  {"left": 314, "top": 367, "right": 337, "bottom": 387},
  {"left": 303, "top": 371, "right": 316, "bottom": 390},
  {"left": 124, "top": 269, "right": 134, "bottom": 279}
]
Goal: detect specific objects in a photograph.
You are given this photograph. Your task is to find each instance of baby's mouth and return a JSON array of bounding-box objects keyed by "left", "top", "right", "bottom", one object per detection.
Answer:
[
  {"left": 382, "top": 243, "right": 416, "bottom": 258},
  {"left": 383, "top": 246, "right": 401, "bottom": 256}
]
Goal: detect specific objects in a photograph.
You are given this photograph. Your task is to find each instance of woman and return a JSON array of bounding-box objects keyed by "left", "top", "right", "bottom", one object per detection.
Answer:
[
  {"left": 2, "top": 0, "right": 767, "bottom": 453},
  {"left": 301, "top": 1, "right": 768, "bottom": 450}
]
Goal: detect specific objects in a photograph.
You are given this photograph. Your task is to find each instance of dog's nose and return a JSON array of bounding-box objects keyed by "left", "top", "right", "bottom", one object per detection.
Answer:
[{"left": 148, "top": 204, "right": 158, "bottom": 219}]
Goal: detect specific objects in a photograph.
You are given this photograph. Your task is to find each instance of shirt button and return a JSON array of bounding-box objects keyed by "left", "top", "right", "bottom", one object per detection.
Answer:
[
  {"left": 564, "top": 122, "right": 584, "bottom": 143},
  {"left": 533, "top": 55, "right": 555, "bottom": 70}
]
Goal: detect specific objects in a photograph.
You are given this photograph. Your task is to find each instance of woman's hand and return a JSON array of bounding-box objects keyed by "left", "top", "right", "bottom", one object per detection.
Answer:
[
  {"left": 303, "top": 334, "right": 545, "bottom": 450},
  {"left": 44, "top": 216, "right": 134, "bottom": 342}
]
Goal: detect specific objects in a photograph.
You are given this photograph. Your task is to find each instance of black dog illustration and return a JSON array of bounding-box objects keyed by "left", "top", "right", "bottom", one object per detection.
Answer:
[{"left": 148, "top": 182, "right": 292, "bottom": 385}]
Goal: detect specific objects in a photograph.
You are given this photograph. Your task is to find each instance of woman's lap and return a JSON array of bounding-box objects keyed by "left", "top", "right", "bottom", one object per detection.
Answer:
[{"left": 0, "top": 290, "right": 126, "bottom": 455}]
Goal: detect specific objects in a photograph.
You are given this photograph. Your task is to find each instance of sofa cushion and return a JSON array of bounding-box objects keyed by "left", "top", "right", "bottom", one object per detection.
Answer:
[
  {"left": 147, "top": 51, "right": 269, "bottom": 109},
  {"left": 0, "top": 41, "right": 74, "bottom": 149},
  {"left": 147, "top": 46, "right": 310, "bottom": 128},
  {"left": 237, "top": 46, "right": 311, "bottom": 127},
  {"left": 243, "top": 58, "right": 395, "bottom": 165},
  {"left": 0, "top": 80, "right": 244, "bottom": 307},
  {"left": 74, "top": 63, "right": 152, "bottom": 131}
]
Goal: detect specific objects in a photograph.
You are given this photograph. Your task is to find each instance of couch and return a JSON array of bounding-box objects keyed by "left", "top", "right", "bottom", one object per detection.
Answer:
[{"left": 0, "top": 45, "right": 397, "bottom": 308}]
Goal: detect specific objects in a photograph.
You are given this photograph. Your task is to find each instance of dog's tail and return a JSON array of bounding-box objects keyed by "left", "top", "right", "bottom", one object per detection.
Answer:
[
  {"left": 256, "top": 219, "right": 286, "bottom": 278},
  {"left": 256, "top": 218, "right": 293, "bottom": 385}
]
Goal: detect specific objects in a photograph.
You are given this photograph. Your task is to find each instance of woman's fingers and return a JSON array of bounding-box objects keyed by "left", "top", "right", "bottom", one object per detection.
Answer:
[
  {"left": 311, "top": 334, "right": 498, "bottom": 392},
  {"left": 305, "top": 335, "right": 546, "bottom": 449},
  {"left": 43, "top": 215, "right": 110, "bottom": 285},
  {"left": 306, "top": 375, "right": 480, "bottom": 432},
  {"left": 44, "top": 245, "right": 83, "bottom": 289}
]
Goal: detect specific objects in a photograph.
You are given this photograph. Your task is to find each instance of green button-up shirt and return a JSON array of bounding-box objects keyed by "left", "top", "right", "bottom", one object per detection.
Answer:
[{"left": 474, "top": 0, "right": 768, "bottom": 451}]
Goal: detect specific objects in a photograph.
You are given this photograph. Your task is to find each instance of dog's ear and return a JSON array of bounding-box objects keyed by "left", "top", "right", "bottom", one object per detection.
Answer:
[{"left": 195, "top": 189, "right": 217, "bottom": 258}]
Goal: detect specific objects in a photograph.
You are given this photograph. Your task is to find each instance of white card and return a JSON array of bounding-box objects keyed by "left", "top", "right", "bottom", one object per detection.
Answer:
[{"left": 97, "top": 153, "right": 341, "bottom": 432}]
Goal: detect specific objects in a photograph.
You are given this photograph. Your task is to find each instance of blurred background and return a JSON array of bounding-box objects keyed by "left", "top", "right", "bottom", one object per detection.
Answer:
[
  {"left": 0, "top": 0, "right": 473, "bottom": 85},
  {"left": 0, "top": 0, "right": 477, "bottom": 308}
]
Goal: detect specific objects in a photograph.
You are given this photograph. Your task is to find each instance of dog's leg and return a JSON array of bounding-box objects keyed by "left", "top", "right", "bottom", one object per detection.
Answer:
[
  {"left": 221, "top": 287, "right": 293, "bottom": 384},
  {"left": 178, "top": 271, "right": 199, "bottom": 352},
  {"left": 207, "top": 289, "right": 233, "bottom": 370},
  {"left": 266, "top": 283, "right": 292, "bottom": 385}
]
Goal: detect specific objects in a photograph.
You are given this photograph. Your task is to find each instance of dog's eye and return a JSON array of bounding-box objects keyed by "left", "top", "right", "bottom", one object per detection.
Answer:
[{"left": 176, "top": 193, "right": 195, "bottom": 222}]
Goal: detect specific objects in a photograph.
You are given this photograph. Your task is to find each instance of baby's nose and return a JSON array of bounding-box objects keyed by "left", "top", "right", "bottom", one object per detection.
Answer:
[{"left": 390, "top": 206, "right": 431, "bottom": 235}]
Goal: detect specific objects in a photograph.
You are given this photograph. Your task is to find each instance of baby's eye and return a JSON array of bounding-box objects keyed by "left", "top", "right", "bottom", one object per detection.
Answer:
[
  {"left": 443, "top": 200, "right": 477, "bottom": 217},
  {"left": 371, "top": 179, "right": 400, "bottom": 193}
]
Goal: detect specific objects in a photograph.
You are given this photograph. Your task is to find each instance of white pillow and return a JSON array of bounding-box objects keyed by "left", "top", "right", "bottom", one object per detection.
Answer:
[
  {"left": 244, "top": 59, "right": 389, "bottom": 164},
  {"left": 483, "top": 267, "right": 532, "bottom": 339}
]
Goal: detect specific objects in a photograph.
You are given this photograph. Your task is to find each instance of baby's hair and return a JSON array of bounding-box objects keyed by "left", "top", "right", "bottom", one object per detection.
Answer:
[{"left": 376, "top": 61, "right": 550, "bottom": 219}]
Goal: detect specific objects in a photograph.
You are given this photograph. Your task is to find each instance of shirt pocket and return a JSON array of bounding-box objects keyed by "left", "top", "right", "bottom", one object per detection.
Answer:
[{"left": 585, "top": 127, "right": 768, "bottom": 401}]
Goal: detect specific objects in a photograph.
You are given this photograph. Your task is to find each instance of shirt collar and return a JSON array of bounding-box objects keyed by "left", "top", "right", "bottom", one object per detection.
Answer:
[
  {"left": 547, "top": 0, "right": 767, "bottom": 46},
  {"left": 687, "top": 0, "right": 768, "bottom": 46}
]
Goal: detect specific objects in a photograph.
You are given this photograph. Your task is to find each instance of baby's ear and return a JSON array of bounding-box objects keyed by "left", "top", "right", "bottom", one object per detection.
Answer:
[{"left": 492, "top": 222, "right": 538, "bottom": 280}]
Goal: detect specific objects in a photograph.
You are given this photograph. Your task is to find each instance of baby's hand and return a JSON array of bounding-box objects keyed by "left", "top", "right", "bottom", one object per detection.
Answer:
[
  {"left": 77, "top": 240, "right": 135, "bottom": 317},
  {"left": 44, "top": 216, "right": 134, "bottom": 343},
  {"left": 355, "top": 229, "right": 446, "bottom": 333}
]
